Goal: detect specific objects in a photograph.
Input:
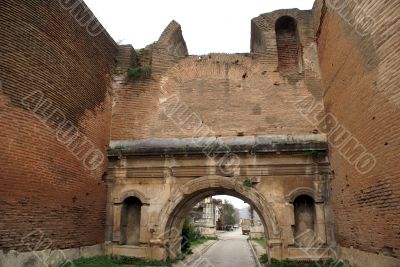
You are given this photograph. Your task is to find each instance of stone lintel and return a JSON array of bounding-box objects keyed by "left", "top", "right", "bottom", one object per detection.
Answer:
[{"left": 108, "top": 134, "right": 327, "bottom": 157}]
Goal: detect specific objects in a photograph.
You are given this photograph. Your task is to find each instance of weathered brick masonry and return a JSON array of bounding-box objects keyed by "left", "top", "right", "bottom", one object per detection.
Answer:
[
  {"left": 0, "top": 0, "right": 118, "bottom": 252},
  {"left": 1, "top": 0, "right": 399, "bottom": 265},
  {"left": 314, "top": 0, "right": 400, "bottom": 259},
  {"left": 111, "top": 12, "right": 325, "bottom": 141}
]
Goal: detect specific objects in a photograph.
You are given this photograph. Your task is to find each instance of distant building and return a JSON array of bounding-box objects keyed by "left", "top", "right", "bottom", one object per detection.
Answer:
[{"left": 189, "top": 197, "right": 222, "bottom": 236}]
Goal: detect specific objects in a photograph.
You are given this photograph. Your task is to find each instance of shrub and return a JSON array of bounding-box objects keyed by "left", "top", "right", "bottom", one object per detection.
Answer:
[
  {"left": 127, "top": 65, "right": 152, "bottom": 79},
  {"left": 135, "top": 49, "right": 142, "bottom": 58},
  {"left": 243, "top": 178, "right": 252, "bottom": 187},
  {"left": 181, "top": 218, "right": 196, "bottom": 254},
  {"left": 258, "top": 255, "right": 351, "bottom": 267}
]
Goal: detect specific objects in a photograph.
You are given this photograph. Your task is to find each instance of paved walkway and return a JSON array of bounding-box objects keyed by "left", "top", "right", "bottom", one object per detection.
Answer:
[{"left": 189, "top": 229, "right": 257, "bottom": 267}]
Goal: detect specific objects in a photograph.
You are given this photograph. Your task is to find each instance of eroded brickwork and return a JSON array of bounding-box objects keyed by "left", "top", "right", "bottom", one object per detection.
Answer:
[
  {"left": 315, "top": 0, "right": 400, "bottom": 259},
  {"left": 0, "top": 0, "right": 118, "bottom": 252},
  {"left": 110, "top": 13, "right": 324, "bottom": 141}
]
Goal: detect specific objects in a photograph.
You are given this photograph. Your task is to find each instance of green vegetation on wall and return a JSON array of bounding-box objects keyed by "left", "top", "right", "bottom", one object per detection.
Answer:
[
  {"left": 243, "top": 178, "right": 252, "bottom": 187},
  {"left": 127, "top": 65, "right": 152, "bottom": 80}
]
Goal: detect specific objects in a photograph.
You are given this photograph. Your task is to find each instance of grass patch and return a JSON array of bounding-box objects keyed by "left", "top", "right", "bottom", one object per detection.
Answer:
[
  {"left": 203, "top": 236, "right": 218, "bottom": 240},
  {"left": 190, "top": 238, "right": 209, "bottom": 248},
  {"left": 251, "top": 238, "right": 266, "bottom": 248},
  {"left": 259, "top": 254, "right": 350, "bottom": 267},
  {"left": 190, "top": 236, "right": 217, "bottom": 249},
  {"left": 61, "top": 255, "right": 173, "bottom": 267}
]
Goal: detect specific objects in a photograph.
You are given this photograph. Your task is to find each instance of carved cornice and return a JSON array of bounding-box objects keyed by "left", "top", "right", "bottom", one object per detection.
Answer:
[
  {"left": 108, "top": 134, "right": 328, "bottom": 157},
  {"left": 285, "top": 187, "right": 324, "bottom": 203}
]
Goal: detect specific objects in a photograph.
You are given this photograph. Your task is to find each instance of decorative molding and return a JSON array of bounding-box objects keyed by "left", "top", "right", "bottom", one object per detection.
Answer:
[
  {"left": 113, "top": 190, "right": 150, "bottom": 205},
  {"left": 285, "top": 187, "right": 324, "bottom": 203}
]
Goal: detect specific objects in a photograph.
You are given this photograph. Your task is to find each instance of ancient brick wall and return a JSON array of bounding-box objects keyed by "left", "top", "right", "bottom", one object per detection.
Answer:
[
  {"left": 0, "top": 0, "right": 118, "bottom": 252},
  {"left": 111, "top": 15, "right": 325, "bottom": 141},
  {"left": 315, "top": 0, "right": 400, "bottom": 259},
  {"left": 275, "top": 16, "right": 301, "bottom": 72}
]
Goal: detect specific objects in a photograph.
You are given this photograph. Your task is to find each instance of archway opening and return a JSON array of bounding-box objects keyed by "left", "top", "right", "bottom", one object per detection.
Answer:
[
  {"left": 161, "top": 187, "right": 273, "bottom": 259},
  {"left": 275, "top": 16, "right": 302, "bottom": 73},
  {"left": 293, "top": 195, "right": 315, "bottom": 247},
  {"left": 120, "top": 196, "right": 142, "bottom": 245}
]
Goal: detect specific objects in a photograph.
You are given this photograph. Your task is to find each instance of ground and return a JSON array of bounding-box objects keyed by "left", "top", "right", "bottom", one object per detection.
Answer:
[{"left": 188, "top": 228, "right": 257, "bottom": 267}]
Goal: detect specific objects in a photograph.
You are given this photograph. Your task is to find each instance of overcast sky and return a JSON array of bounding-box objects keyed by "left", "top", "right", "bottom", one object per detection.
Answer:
[
  {"left": 84, "top": 0, "right": 315, "bottom": 55},
  {"left": 214, "top": 195, "right": 249, "bottom": 209}
]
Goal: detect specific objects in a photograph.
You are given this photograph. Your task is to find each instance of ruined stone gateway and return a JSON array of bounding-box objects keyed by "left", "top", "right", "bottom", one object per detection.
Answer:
[
  {"left": 107, "top": 135, "right": 331, "bottom": 260},
  {"left": 0, "top": 1, "right": 399, "bottom": 267}
]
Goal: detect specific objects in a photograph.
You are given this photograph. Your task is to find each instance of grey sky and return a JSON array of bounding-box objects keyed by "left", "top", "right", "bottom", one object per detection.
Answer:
[
  {"left": 84, "top": 0, "right": 315, "bottom": 55},
  {"left": 214, "top": 195, "right": 249, "bottom": 209}
]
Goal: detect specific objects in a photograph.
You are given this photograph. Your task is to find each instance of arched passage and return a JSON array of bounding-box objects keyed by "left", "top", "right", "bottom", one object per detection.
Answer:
[{"left": 156, "top": 175, "right": 282, "bottom": 259}]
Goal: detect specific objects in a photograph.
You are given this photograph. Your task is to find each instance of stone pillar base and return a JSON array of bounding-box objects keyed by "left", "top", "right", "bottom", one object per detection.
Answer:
[{"left": 268, "top": 239, "right": 283, "bottom": 260}]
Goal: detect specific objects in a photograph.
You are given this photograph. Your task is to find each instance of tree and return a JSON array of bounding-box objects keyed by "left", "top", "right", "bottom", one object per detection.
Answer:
[
  {"left": 181, "top": 217, "right": 197, "bottom": 254},
  {"left": 221, "top": 200, "right": 239, "bottom": 226},
  {"left": 234, "top": 208, "right": 240, "bottom": 223},
  {"left": 248, "top": 205, "right": 254, "bottom": 226}
]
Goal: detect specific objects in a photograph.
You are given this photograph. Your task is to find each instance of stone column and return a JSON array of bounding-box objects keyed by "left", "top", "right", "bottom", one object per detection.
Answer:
[
  {"left": 313, "top": 173, "right": 327, "bottom": 245},
  {"left": 112, "top": 203, "right": 122, "bottom": 243},
  {"left": 315, "top": 203, "right": 326, "bottom": 244},
  {"left": 140, "top": 205, "right": 149, "bottom": 243},
  {"left": 104, "top": 182, "right": 114, "bottom": 242},
  {"left": 268, "top": 239, "right": 283, "bottom": 260},
  {"left": 286, "top": 203, "right": 295, "bottom": 245}
]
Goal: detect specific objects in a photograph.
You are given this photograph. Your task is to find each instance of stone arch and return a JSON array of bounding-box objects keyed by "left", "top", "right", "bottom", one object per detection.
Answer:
[
  {"left": 155, "top": 175, "right": 282, "bottom": 258},
  {"left": 114, "top": 190, "right": 150, "bottom": 205},
  {"left": 285, "top": 187, "right": 319, "bottom": 203}
]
